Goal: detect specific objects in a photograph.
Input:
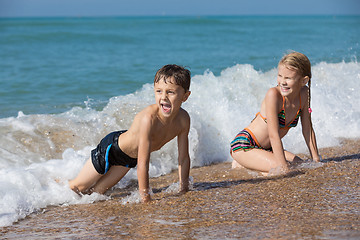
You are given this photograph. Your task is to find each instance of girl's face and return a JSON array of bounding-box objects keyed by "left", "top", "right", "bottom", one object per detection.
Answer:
[{"left": 277, "top": 64, "right": 303, "bottom": 97}]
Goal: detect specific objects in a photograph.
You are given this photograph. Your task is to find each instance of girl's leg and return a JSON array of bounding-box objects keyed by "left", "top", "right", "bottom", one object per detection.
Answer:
[
  {"left": 231, "top": 159, "right": 245, "bottom": 169},
  {"left": 284, "top": 150, "right": 303, "bottom": 163},
  {"left": 231, "top": 149, "right": 287, "bottom": 173},
  {"left": 91, "top": 165, "right": 130, "bottom": 194},
  {"left": 284, "top": 150, "right": 303, "bottom": 166},
  {"left": 69, "top": 158, "right": 102, "bottom": 194}
]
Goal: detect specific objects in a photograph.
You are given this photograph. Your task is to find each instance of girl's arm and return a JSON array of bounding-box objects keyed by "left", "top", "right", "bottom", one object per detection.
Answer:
[
  {"left": 265, "top": 88, "right": 289, "bottom": 170},
  {"left": 177, "top": 113, "right": 191, "bottom": 193},
  {"left": 300, "top": 88, "right": 321, "bottom": 162}
]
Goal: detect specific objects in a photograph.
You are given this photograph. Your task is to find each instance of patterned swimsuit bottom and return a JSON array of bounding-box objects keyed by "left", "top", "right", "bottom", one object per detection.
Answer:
[{"left": 230, "top": 128, "right": 271, "bottom": 153}]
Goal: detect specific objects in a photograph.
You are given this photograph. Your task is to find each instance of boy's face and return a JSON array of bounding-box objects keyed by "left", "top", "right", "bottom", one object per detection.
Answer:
[{"left": 154, "top": 77, "right": 190, "bottom": 118}]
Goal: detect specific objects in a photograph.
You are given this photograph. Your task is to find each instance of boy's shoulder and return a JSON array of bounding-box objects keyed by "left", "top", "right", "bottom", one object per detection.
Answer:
[
  {"left": 140, "top": 104, "right": 157, "bottom": 114},
  {"left": 174, "top": 108, "right": 191, "bottom": 134},
  {"left": 135, "top": 104, "right": 190, "bottom": 125},
  {"left": 175, "top": 107, "right": 190, "bottom": 126},
  {"left": 139, "top": 104, "right": 190, "bottom": 120},
  {"left": 178, "top": 107, "right": 191, "bottom": 121},
  {"left": 134, "top": 104, "right": 158, "bottom": 122}
]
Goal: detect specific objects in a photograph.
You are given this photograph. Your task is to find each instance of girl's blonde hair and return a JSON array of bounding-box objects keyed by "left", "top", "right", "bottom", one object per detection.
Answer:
[
  {"left": 279, "top": 51, "right": 312, "bottom": 108},
  {"left": 280, "top": 51, "right": 318, "bottom": 157},
  {"left": 279, "top": 51, "right": 311, "bottom": 80}
]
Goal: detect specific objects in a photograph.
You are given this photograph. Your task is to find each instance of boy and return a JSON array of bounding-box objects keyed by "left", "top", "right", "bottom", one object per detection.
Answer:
[{"left": 69, "top": 64, "right": 191, "bottom": 203}]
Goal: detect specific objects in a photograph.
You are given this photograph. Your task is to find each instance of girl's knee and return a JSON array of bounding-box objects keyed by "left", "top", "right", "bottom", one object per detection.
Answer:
[{"left": 231, "top": 160, "right": 245, "bottom": 169}]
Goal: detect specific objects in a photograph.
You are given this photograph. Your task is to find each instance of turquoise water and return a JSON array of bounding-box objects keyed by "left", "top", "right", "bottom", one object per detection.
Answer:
[
  {"left": 1, "top": 16, "right": 359, "bottom": 117},
  {"left": 0, "top": 16, "right": 360, "bottom": 227}
]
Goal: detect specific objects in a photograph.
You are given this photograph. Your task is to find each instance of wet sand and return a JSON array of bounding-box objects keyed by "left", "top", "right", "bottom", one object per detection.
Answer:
[{"left": 1, "top": 139, "right": 359, "bottom": 239}]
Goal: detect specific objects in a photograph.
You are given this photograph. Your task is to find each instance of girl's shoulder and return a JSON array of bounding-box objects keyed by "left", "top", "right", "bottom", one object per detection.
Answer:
[
  {"left": 300, "top": 85, "right": 309, "bottom": 95},
  {"left": 300, "top": 86, "right": 310, "bottom": 107},
  {"left": 265, "top": 87, "right": 282, "bottom": 102},
  {"left": 263, "top": 87, "right": 283, "bottom": 112}
]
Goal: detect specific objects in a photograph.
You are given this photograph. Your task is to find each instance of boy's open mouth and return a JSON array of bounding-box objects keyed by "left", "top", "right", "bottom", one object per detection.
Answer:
[{"left": 161, "top": 103, "right": 171, "bottom": 113}]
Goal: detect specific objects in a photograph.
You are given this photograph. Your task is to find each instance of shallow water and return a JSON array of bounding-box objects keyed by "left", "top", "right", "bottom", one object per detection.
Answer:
[
  {"left": 1, "top": 139, "right": 359, "bottom": 239},
  {"left": 1, "top": 16, "right": 360, "bottom": 227}
]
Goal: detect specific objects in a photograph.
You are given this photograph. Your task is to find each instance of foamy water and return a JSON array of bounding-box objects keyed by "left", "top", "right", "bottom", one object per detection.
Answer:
[{"left": 0, "top": 61, "right": 359, "bottom": 226}]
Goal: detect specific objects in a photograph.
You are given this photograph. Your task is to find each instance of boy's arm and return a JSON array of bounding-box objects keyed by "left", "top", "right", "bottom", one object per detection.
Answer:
[
  {"left": 177, "top": 113, "right": 191, "bottom": 193},
  {"left": 300, "top": 89, "right": 320, "bottom": 162},
  {"left": 137, "top": 115, "right": 152, "bottom": 203}
]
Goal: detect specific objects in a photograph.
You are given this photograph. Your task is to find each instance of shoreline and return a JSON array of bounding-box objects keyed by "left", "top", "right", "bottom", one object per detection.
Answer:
[{"left": 1, "top": 138, "right": 359, "bottom": 239}]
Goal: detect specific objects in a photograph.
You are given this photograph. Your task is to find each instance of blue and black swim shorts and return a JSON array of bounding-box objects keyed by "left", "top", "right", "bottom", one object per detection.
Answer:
[{"left": 91, "top": 130, "right": 138, "bottom": 174}]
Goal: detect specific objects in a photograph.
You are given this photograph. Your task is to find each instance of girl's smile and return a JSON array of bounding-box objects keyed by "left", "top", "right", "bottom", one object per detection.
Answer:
[{"left": 277, "top": 64, "right": 302, "bottom": 97}]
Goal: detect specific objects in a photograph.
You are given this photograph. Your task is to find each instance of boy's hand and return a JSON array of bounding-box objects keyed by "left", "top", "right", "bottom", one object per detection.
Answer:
[{"left": 140, "top": 188, "right": 151, "bottom": 203}]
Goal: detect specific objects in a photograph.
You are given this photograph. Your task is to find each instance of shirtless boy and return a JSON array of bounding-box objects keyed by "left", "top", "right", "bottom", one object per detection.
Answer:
[{"left": 69, "top": 64, "right": 191, "bottom": 203}]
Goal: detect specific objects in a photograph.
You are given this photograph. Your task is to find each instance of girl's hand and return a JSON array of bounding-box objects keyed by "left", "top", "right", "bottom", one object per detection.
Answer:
[
  {"left": 313, "top": 155, "right": 322, "bottom": 162},
  {"left": 179, "top": 181, "right": 189, "bottom": 194}
]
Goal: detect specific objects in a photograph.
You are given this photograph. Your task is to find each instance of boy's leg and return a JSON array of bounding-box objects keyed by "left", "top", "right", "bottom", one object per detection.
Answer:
[
  {"left": 91, "top": 165, "right": 130, "bottom": 194},
  {"left": 231, "top": 149, "right": 287, "bottom": 173},
  {"left": 69, "top": 158, "right": 102, "bottom": 194}
]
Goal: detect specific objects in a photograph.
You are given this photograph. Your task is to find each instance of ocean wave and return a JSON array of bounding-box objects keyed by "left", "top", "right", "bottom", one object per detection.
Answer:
[{"left": 0, "top": 60, "right": 359, "bottom": 227}]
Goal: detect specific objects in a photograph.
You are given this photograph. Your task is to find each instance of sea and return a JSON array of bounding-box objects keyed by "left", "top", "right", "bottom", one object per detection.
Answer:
[{"left": 0, "top": 15, "right": 359, "bottom": 227}]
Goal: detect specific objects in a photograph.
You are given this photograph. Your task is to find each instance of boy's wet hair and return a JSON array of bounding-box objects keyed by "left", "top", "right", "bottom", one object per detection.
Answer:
[{"left": 154, "top": 64, "right": 191, "bottom": 92}]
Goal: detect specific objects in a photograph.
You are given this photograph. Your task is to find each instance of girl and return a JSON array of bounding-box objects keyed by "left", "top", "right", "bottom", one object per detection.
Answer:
[{"left": 230, "top": 52, "right": 320, "bottom": 174}]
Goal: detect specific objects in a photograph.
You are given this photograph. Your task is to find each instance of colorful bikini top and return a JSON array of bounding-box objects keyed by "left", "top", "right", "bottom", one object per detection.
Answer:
[{"left": 257, "top": 95, "right": 302, "bottom": 130}]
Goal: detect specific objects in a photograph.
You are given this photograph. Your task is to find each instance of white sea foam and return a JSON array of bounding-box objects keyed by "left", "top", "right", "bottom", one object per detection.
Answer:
[{"left": 0, "top": 61, "right": 359, "bottom": 227}]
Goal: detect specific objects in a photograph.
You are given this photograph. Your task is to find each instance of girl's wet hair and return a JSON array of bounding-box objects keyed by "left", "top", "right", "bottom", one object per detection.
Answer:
[
  {"left": 279, "top": 52, "right": 313, "bottom": 109},
  {"left": 281, "top": 51, "right": 318, "bottom": 157},
  {"left": 279, "top": 51, "right": 312, "bottom": 80},
  {"left": 154, "top": 64, "right": 191, "bottom": 92}
]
